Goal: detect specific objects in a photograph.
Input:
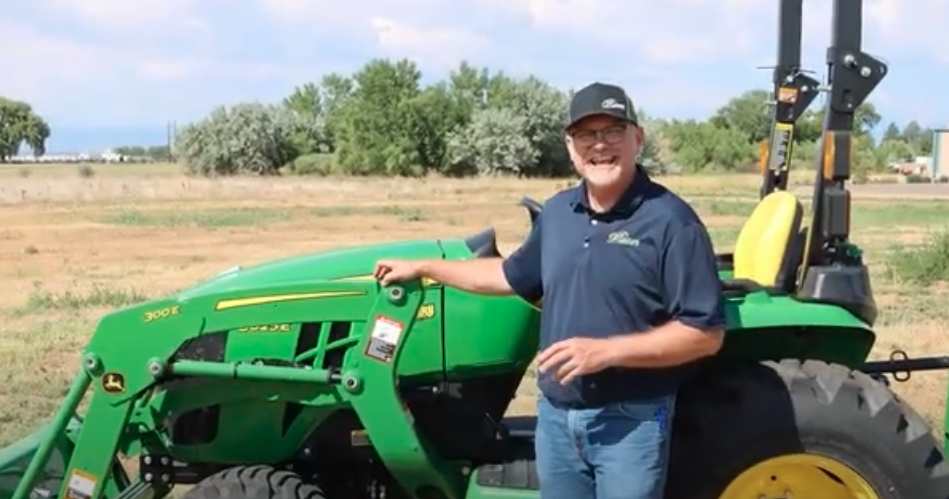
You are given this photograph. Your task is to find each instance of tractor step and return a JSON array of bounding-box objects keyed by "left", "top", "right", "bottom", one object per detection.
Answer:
[{"left": 475, "top": 416, "right": 538, "bottom": 491}]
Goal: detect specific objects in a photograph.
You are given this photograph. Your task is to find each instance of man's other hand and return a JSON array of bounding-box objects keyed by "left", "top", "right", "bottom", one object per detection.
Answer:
[
  {"left": 373, "top": 259, "right": 424, "bottom": 286},
  {"left": 537, "top": 337, "right": 614, "bottom": 385}
]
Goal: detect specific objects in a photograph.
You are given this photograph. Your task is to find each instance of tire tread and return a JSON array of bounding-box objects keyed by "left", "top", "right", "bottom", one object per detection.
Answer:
[
  {"left": 182, "top": 465, "right": 326, "bottom": 499},
  {"left": 666, "top": 358, "right": 949, "bottom": 499}
]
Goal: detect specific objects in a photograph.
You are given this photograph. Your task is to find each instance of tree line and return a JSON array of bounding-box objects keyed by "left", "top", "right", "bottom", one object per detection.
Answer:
[
  {"left": 0, "top": 58, "right": 938, "bottom": 178},
  {"left": 170, "top": 59, "right": 939, "bottom": 178}
]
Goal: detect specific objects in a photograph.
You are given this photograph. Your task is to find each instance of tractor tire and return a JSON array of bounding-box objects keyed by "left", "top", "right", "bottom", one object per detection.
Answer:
[
  {"left": 665, "top": 358, "right": 949, "bottom": 499},
  {"left": 181, "top": 465, "right": 327, "bottom": 499}
]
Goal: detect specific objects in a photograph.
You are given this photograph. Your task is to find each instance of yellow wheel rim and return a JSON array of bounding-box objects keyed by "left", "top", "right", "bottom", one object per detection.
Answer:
[{"left": 719, "top": 453, "right": 880, "bottom": 499}]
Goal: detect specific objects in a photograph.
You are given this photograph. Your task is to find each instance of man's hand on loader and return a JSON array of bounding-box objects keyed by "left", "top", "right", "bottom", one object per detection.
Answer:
[
  {"left": 536, "top": 337, "right": 614, "bottom": 385},
  {"left": 373, "top": 259, "right": 424, "bottom": 286}
]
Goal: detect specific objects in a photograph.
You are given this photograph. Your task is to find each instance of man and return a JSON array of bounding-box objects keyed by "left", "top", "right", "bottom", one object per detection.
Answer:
[{"left": 373, "top": 82, "right": 725, "bottom": 499}]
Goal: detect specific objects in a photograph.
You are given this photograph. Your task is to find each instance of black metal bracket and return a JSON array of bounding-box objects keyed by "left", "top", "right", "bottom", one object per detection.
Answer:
[
  {"left": 824, "top": 49, "right": 887, "bottom": 119},
  {"left": 760, "top": 0, "right": 821, "bottom": 197},
  {"left": 773, "top": 70, "right": 821, "bottom": 124},
  {"left": 140, "top": 453, "right": 223, "bottom": 485},
  {"left": 801, "top": 0, "right": 888, "bottom": 270}
]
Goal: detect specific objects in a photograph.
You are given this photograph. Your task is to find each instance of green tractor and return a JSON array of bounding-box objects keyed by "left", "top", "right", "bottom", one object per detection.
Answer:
[{"left": 2, "top": 0, "right": 948, "bottom": 498}]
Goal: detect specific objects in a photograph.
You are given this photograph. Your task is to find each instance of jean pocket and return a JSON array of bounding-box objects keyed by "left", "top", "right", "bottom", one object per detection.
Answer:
[{"left": 610, "top": 395, "right": 675, "bottom": 423}]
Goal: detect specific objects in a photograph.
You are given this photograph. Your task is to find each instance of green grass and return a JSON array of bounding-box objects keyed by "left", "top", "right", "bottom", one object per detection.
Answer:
[
  {"left": 104, "top": 207, "right": 291, "bottom": 228},
  {"left": 688, "top": 197, "right": 949, "bottom": 230},
  {"left": 693, "top": 198, "right": 758, "bottom": 217},
  {"left": 853, "top": 202, "right": 949, "bottom": 230},
  {"left": 884, "top": 229, "right": 949, "bottom": 287},
  {"left": 310, "top": 205, "right": 427, "bottom": 221},
  {"left": 100, "top": 205, "right": 437, "bottom": 228},
  {"left": 11, "top": 284, "right": 150, "bottom": 317},
  {"left": 0, "top": 317, "right": 92, "bottom": 445}
]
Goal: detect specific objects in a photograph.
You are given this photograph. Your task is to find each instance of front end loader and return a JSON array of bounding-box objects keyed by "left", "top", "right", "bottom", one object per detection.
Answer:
[{"left": 2, "top": 0, "right": 948, "bottom": 498}]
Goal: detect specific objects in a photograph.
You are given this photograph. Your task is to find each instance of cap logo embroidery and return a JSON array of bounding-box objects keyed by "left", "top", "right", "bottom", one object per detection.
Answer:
[{"left": 601, "top": 98, "right": 625, "bottom": 110}]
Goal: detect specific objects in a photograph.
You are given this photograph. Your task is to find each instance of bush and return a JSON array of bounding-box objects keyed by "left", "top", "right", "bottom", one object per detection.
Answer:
[
  {"left": 885, "top": 229, "right": 949, "bottom": 286},
  {"left": 905, "top": 173, "right": 930, "bottom": 184},
  {"left": 77, "top": 164, "right": 95, "bottom": 178},
  {"left": 173, "top": 102, "right": 326, "bottom": 177},
  {"left": 284, "top": 153, "right": 339, "bottom": 176}
]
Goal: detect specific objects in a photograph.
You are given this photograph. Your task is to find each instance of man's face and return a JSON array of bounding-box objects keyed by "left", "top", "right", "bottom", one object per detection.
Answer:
[{"left": 565, "top": 115, "right": 643, "bottom": 188}]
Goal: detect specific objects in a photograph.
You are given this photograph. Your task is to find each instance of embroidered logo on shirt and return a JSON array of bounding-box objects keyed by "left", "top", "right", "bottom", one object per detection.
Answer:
[{"left": 606, "top": 230, "right": 639, "bottom": 247}]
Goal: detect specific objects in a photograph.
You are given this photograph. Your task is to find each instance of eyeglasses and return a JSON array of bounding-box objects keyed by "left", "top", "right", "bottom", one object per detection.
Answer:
[{"left": 569, "top": 124, "right": 628, "bottom": 147}]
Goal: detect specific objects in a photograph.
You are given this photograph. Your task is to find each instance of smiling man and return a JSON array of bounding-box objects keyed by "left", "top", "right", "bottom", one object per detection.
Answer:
[{"left": 373, "top": 82, "right": 726, "bottom": 499}]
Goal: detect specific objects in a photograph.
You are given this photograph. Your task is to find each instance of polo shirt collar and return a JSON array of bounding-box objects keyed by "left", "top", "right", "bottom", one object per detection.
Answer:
[{"left": 570, "top": 164, "right": 652, "bottom": 216}]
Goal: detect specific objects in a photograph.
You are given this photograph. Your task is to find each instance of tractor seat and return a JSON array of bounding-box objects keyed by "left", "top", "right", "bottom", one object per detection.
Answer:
[
  {"left": 519, "top": 196, "right": 543, "bottom": 224},
  {"left": 723, "top": 191, "right": 804, "bottom": 295},
  {"left": 464, "top": 227, "right": 502, "bottom": 258}
]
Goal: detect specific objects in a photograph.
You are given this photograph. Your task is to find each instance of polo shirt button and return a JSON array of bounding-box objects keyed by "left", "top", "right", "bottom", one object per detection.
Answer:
[
  {"left": 584, "top": 242, "right": 590, "bottom": 248},
  {"left": 591, "top": 220, "right": 598, "bottom": 225}
]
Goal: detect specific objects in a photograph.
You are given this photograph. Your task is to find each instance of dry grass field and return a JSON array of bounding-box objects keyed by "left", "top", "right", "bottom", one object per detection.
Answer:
[{"left": 2, "top": 161, "right": 949, "bottom": 449}]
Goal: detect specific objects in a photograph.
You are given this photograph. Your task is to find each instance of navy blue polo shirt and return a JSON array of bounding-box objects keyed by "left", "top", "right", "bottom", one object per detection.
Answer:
[{"left": 502, "top": 168, "right": 725, "bottom": 408}]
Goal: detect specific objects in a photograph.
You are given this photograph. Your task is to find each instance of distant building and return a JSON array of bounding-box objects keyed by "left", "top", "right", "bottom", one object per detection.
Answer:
[
  {"left": 889, "top": 156, "right": 930, "bottom": 176},
  {"left": 8, "top": 149, "right": 129, "bottom": 164}
]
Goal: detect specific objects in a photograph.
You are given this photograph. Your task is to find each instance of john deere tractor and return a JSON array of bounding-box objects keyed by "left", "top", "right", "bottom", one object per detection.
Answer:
[{"left": 2, "top": 0, "right": 948, "bottom": 498}]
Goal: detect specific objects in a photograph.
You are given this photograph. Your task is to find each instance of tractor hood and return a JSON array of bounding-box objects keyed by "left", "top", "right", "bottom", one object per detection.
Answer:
[{"left": 174, "top": 238, "right": 449, "bottom": 301}]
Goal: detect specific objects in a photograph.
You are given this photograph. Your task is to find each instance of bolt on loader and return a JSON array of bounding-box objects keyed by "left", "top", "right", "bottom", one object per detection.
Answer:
[{"left": 2, "top": 0, "right": 949, "bottom": 498}]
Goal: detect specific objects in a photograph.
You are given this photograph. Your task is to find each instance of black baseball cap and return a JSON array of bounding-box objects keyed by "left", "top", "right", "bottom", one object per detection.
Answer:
[{"left": 565, "top": 82, "right": 639, "bottom": 131}]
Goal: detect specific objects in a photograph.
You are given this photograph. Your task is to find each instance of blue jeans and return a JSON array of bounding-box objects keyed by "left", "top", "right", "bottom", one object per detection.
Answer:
[{"left": 534, "top": 393, "right": 676, "bottom": 499}]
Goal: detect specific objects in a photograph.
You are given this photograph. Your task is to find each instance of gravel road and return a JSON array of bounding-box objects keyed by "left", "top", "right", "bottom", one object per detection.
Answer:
[{"left": 789, "top": 182, "right": 949, "bottom": 200}]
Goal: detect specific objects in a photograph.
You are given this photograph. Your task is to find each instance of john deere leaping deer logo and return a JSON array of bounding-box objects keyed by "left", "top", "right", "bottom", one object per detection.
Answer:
[{"left": 101, "top": 372, "right": 126, "bottom": 394}]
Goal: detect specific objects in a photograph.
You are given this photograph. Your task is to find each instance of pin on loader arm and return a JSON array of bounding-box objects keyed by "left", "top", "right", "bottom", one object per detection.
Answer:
[{"left": 759, "top": 0, "right": 820, "bottom": 198}]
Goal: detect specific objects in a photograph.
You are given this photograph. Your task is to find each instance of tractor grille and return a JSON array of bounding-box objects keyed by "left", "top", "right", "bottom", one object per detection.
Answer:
[{"left": 294, "top": 321, "right": 355, "bottom": 370}]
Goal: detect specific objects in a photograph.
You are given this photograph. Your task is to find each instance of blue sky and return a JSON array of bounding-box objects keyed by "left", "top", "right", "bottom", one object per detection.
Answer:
[{"left": 1, "top": 0, "right": 947, "bottom": 153}]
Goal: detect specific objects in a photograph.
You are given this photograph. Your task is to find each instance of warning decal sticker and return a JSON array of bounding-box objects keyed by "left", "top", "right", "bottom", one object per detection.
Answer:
[
  {"left": 64, "top": 470, "right": 97, "bottom": 499},
  {"left": 364, "top": 315, "right": 404, "bottom": 363}
]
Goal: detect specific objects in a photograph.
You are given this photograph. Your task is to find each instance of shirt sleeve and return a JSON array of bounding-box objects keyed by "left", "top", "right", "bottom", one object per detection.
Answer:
[
  {"left": 660, "top": 222, "right": 726, "bottom": 331},
  {"left": 502, "top": 214, "right": 544, "bottom": 303}
]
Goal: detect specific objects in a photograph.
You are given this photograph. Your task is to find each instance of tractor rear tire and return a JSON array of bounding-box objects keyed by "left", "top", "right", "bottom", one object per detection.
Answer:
[
  {"left": 181, "top": 465, "right": 327, "bottom": 499},
  {"left": 665, "top": 358, "right": 949, "bottom": 499}
]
